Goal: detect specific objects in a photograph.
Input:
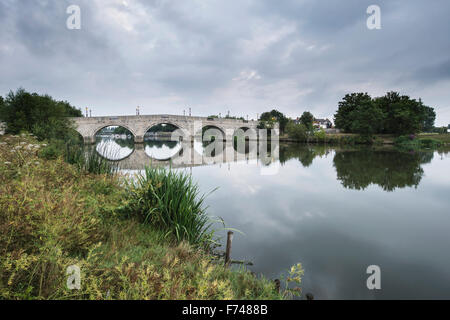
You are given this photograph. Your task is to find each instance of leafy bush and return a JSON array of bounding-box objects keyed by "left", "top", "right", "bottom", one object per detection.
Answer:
[
  {"left": 419, "top": 138, "right": 442, "bottom": 148},
  {"left": 286, "top": 122, "right": 308, "bottom": 142},
  {"left": 39, "top": 141, "right": 65, "bottom": 160},
  {"left": 394, "top": 135, "right": 442, "bottom": 149},
  {"left": 314, "top": 129, "right": 326, "bottom": 142}
]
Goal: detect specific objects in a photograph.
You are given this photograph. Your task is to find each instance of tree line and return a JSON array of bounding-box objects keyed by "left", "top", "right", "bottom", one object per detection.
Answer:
[
  {"left": 0, "top": 88, "right": 442, "bottom": 144},
  {"left": 258, "top": 109, "right": 328, "bottom": 142},
  {"left": 257, "top": 91, "right": 439, "bottom": 142}
]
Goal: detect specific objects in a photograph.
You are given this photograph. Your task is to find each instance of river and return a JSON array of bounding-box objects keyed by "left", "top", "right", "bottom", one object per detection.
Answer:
[{"left": 94, "top": 136, "right": 450, "bottom": 299}]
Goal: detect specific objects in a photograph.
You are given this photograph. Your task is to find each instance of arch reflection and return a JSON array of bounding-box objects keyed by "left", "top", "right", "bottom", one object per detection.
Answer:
[
  {"left": 144, "top": 139, "right": 182, "bottom": 161},
  {"left": 95, "top": 138, "right": 134, "bottom": 161}
]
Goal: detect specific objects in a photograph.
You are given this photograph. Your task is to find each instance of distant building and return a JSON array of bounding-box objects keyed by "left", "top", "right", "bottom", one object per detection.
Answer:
[{"left": 313, "top": 118, "right": 332, "bottom": 129}]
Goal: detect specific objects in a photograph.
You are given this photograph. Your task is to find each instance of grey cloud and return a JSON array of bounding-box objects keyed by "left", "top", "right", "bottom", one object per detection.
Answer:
[{"left": 0, "top": 0, "right": 449, "bottom": 124}]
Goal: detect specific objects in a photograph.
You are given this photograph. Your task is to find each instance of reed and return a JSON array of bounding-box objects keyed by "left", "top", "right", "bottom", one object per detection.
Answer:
[
  {"left": 123, "top": 166, "right": 215, "bottom": 247},
  {"left": 64, "top": 143, "right": 119, "bottom": 175}
]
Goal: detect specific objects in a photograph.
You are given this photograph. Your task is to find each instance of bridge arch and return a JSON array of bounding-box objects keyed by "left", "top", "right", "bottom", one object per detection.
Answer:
[
  {"left": 199, "top": 125, "right": 227, "bottom": 141},
  {"left": 143, "top": 121, "right": 188, "bottom": 139},
  {"left": 92, "top": 124, "right": 137, "bottom": 138}
]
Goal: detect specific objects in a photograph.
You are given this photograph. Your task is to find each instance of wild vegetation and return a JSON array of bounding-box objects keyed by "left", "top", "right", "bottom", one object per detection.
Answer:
[{"left": 0, "top": 134, "right": 301, "bottom": 300}]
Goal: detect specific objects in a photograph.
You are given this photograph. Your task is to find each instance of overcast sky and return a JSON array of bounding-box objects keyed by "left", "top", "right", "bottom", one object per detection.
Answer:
[{"left": 0, "top": 0, "right": 449, "bottom": 125}]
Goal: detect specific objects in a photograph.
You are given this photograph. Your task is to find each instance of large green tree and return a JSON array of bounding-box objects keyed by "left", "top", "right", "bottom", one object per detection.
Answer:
[
  {"left": 0, "top": 88, "right": 82, "bottom": 141},
  {"left": 374, "top": 91, "right": 433, "bottom": 134},
  {"left": 334, "top": 92, "right": 435, "bottom": 135},
  {"left": 421, "top": 102, "right": 436, "bottom": 133},
  {"left": 349, "top": 102, "right": 384, "bottom": 137},
  {"left": 334, "top": 93, "right": 373, "bottom": 133},
  {"left": 299, "top": 111, "right": 314, "bottom": 131},
  {"left": 259, "top": 109, "right": 289, "bottom": 134}
]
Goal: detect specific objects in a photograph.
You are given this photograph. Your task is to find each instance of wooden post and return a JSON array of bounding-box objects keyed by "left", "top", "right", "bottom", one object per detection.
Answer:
[{"left": 225, "top": 231, "right": 234, "bottom": 267}]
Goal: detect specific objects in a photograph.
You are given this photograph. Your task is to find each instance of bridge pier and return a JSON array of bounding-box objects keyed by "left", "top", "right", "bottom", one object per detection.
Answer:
[
  {"left": 134, "top": 135, "right": 144, "bottom": 144},
  {"left": 83, "top": 136, "right": 96, "bottom": 144}
]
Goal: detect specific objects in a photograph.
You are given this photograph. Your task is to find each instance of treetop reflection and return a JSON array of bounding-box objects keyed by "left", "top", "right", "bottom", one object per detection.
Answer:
[
  {"left": 279, "top": 143, "right": 435, "bottom": 192},
  {"left": 333, "top": 149, "right": 433, "bottom": 192}
]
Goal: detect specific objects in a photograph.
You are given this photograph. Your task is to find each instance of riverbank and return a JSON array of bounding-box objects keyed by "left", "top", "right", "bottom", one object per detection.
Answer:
[
  {"left": 0, "top": 134, "right": 288, "bottom": 300},
  {"left": 280, "top": 133, "right": 450, "bottom": 146}
]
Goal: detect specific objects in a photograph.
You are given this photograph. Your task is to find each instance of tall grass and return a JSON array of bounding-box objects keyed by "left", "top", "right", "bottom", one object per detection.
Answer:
[
  {"left": 123, "top": 166, "right": 215, "bottom": 247},
  {"left": 64, "top": 143, "right": 119, "bottom": 175}
]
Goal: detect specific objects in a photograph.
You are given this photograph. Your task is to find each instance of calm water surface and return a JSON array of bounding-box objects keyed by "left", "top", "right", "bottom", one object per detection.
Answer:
[{"left": 95, "top": 136, "right": 450, "bottom": 299}]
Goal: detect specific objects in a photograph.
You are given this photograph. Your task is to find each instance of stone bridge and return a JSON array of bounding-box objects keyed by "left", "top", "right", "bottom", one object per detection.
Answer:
[{"left": 70, "top": 114, "right": 265, "bottom": 144}]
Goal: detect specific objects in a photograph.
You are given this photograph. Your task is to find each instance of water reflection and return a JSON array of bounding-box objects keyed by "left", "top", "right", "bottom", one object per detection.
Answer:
[
  {"left": 144, "top": 139, "right": 182, "bottom": 160},
  {"left": 94, "top": 137, "right": 438, "bottom": 193},
  {"left": 93, "top": 137, "right": 450, "bottom": 298},
  {"left": 277, "top": 143, "right": 436, "bottom": 192},
  {"left": 333, "top": 148, "right": 433, "bottom": 191},
  {"left": 95, "top": 137, "right": 134, "bottom": 161},
  {"left": 279, "top": 144, "right": 331, "bottom": 167}
]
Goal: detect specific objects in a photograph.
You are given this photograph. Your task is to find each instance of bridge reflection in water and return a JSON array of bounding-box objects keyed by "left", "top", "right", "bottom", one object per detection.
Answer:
[{"left": 95, "top": 137, "right": 279, "bottom": 171}]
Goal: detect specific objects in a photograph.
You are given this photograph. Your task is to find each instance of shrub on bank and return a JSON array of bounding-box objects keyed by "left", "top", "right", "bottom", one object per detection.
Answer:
[
  {"left": 394, "top": 135, "right": 442, "bottom": 149},
  {"left": 286, "top": 122, "right": 308, "bottom": 142}
]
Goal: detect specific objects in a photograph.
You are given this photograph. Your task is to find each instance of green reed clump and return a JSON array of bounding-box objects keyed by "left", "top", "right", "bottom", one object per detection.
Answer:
[
  {"left": 123, "top": 166, "right": 215, "bottom": 247},
  {"left": 83, "top": 146, "right": 119, "bottom": 175}
]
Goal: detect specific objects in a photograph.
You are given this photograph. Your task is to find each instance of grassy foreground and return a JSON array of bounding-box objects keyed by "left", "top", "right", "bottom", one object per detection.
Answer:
[{"left": 0, "top": 134, "right": 287, "bottom": 300}]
